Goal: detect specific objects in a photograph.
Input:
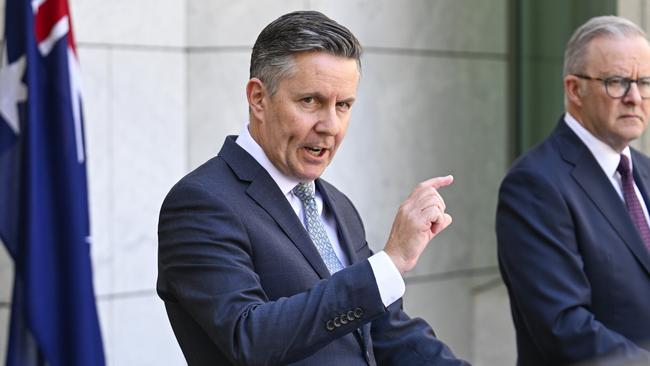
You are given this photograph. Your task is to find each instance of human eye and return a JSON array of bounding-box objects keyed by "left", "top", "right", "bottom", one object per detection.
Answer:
[
  {"left": 299, "top": 96, "right": 320, "bottom": 110},
  {"left": 638, "top": 78, "right": 650, "bottom": 88},
  {"left": 606, "top": 76, "right": 626, "bottom": 87},
  {"left": 336, "top": 101, "right": 351, "bottom": 112},
  {"left": 638, "top": 78, "right": 650, "bottom": 98}
]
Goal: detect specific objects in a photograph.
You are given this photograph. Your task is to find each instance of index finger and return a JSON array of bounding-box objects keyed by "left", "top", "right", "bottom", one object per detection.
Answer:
[{"left": 422, "top": 175, "right": 454, "bottom": 189}]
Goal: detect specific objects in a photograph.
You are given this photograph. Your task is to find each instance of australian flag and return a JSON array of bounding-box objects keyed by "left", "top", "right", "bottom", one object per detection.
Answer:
[{"left": 0, "top": 0, "right": 105, "bottom": 365}]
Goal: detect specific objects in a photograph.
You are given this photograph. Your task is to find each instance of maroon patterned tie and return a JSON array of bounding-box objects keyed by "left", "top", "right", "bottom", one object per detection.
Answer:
[{"left": 617, "top": 154, "right": 650, "bottom": 251}]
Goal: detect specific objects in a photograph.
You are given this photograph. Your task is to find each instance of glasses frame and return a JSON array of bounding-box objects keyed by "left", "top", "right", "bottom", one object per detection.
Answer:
[{"left": 572, "top": 74, "right": 650, "bottom": 100}]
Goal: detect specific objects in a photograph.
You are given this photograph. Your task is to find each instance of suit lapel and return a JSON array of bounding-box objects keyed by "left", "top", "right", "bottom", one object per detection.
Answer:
[
  {"left": 219, "top": 136, "right": 331, "bottom": 279},
  {"left": 631, "top": 150, "right": 650, "bottom": 273},
  {"left": 632, "top": 150, "right": 650, "bottom": 207},
  {"left": 554, "top": 123, "right": 650, "bottom": 276}
]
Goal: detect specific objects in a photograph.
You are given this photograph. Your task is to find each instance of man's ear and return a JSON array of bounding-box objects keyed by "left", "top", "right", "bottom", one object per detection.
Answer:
[
  {"left": 564, "top": 75, "right": 583, "bottom": 107},
  {"left": 247, "top": 78, "right": 267, "bottom": 120}
]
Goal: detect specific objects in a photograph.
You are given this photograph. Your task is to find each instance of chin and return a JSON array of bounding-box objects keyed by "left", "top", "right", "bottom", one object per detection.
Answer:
[
  {"left": 294, "top": 163, "right": 328, "bottom": 181},
  {"left": 300, "top": 172, "right": 323, "bottom": 181},
  {"left": 307, "top": 170, "right": 328, "bottom": 181},
  {"left": 624, "top": 127, "right": 646, "bottom": 140}
]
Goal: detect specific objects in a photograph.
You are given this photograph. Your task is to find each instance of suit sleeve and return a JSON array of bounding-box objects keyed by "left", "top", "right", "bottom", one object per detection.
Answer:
[
  {"left": 496, "top": 167, "right": 650, "bottom": 363},
  {"left": 157, "top": 182, "right": 387, "bottom": 366}
]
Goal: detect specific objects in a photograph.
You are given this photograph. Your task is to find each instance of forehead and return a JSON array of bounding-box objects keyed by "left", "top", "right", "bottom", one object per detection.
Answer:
[
  {"left": 585, "top": 35, "right": 650, "bottom": 74},
  {"left": 280, "top": 52, "right": 360, "bottom": 91}
]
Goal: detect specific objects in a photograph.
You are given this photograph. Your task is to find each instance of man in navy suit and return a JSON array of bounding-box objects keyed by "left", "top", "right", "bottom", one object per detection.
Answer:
[
  {"left": 497, "top": 16, "right": 650, "bottom": 365},
  {"left": 157, "top": 11, "right": 468, "bottom": 365}
]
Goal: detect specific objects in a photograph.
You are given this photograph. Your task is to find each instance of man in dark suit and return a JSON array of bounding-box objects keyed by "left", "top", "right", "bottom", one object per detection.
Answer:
[
  {"left": 157, "top": 11, "right": 468, "bottom": 366},
  {"left": 497, "top": 16, "right": 650, "bottom": 365}
]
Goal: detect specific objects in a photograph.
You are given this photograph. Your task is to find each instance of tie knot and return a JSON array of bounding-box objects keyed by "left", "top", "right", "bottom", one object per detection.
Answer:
[
  {"left": 617, "top": 154, "right": 632, "bottom": 178},
  {"left": 293, "top": 182, "right": 315, "bottom": 202}
]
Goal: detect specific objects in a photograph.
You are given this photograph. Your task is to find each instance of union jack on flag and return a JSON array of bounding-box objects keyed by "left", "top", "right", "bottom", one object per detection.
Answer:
[{"left": 0, "top": 0, "right": 105, "bottom": 365}]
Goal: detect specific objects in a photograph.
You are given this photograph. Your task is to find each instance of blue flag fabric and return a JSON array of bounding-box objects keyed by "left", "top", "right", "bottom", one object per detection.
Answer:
[{"left": 0, "top": 0, "right": 105, "bottom": 365}]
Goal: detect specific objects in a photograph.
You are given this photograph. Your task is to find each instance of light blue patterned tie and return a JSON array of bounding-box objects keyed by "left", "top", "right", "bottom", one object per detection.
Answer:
[{"left": 293, "top": 182, "right": 344, "bottom": 274}]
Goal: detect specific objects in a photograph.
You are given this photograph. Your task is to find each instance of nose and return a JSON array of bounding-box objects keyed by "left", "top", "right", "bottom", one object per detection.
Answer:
[
  {"left": 623, "top": 82, "right": 643, "bottom": 104},
  {"left": 315, "top": 105, "right": 340, "bottom": 135}
]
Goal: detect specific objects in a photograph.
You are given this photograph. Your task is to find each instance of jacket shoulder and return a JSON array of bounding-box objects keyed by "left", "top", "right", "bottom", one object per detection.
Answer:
[{"left": 632, "top": 147, "right": 650, "bottom": 166}]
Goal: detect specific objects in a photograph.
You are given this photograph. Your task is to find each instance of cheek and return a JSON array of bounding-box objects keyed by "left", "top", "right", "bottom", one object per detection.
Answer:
[
  {"left": 336, "top": 117, "right": 351, "bottom": 139},
  {"left": 600, "top": 101, "right": 618, "bottom": 120},
  {"left": 336, "top": 130, "right": 347, "bottom": 147},
  {"left": 641, "top": 103, "right": 650, "bottom": 117}
]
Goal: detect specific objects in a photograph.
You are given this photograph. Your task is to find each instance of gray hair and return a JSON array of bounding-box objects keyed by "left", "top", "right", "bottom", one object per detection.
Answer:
[
  {"left": 250, "top": 11, "right": 363, "bottom": 95},
  {"left": 564, "top": 15, "right": 647, "bottom": 77}
]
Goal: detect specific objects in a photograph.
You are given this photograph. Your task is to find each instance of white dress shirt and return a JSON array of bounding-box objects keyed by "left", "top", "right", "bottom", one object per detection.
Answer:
[
  {"left": 564, "top": 112, "right": 650, "bottom": 224},
  {"left": 236, "top": 124, "right": 405, "bottom": 307}
]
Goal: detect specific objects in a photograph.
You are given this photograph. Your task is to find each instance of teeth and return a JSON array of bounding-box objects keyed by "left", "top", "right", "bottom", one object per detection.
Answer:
[{"left": 305, "top": 146, "right": 325, "bottom": 156}]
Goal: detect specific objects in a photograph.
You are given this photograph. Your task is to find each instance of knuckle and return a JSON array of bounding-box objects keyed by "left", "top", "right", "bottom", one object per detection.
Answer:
[{"left": 415, "top": 181, "right": 428, "bottom": 190}]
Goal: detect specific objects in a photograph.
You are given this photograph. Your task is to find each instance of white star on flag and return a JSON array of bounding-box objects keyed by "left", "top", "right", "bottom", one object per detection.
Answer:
[{"left": 0, "top": 45, "right": 28, "bottom": 135}]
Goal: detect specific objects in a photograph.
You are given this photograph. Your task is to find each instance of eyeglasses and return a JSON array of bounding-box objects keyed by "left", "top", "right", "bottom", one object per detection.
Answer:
[{"left": 573, "top": 74, "right": 650, "bottom": 99}]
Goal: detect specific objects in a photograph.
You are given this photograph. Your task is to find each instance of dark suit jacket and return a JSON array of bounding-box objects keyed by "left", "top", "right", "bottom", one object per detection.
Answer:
[
  {"left": 496, "top": 119, "right": 650, "bottom": 365},
  {"left": 157, "top": 136, "right": 466, "bottom": 366}
]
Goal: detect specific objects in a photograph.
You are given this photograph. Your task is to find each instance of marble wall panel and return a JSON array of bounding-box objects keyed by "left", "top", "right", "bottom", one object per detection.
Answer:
[
  {"left": 618, "top": 0, "right": 650, "bottom": 154},
  {"left": 186, "top": 0, "right": 309, "bottom": 47},
  {"left": 310, "top": 0, "right": 507, "bottom": 54},
  {"left": 645, "top": 0, "right": 650, "bottom": 31},
  {"left": 69, "top": 0, "right": 186, "bottom": 47},
  {"left": 403, "top": 275, "right": 516, "bottom": 365},
  {"left": 187, "top": 0, "right": 507, "bottom": 52},
  {"left": 110, "top": 49, "right": 186, "bottom": 294},
  {"left": 402, "top": 277, "right": 476, "bottom": 362},
  {"left": 78, "top": 47, "right": 113, "bottom": 297},
  {"left": 471, "top": 281, "right": 516, "bottom": 366},
  {"left": 639, "top": 1, "right": 650, "bottom": 154},
  {"left": 0, "top": 246, "right": 11, "bottom": 365},
  {"left": 109, "top": 294, "right": 184, "bottom": 366},
  {"left": 187, "top": 51, "right": 250, "bottom": 169},
  {"left": 0, "top": 307, "right": 7, "bottom": 364},
  {"left": 618, "top": 0, "right": 645, "bottom": 27},
  {"left": 0, "top": 244, "right": 12, "bottom": 303},
  {"left": 0, "top": 240, "right": 10, "bottom": 366},
  {"left": 95, "top": 296, "right": 113, "bottom": 365},
  {"left": 323, "top": 54, "right": 508, "bottom": 274}
]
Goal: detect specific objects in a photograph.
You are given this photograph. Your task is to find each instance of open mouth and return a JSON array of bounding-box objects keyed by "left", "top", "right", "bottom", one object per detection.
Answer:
[{"left": 304, "top": 146, "right": 327, "bottom": 157}]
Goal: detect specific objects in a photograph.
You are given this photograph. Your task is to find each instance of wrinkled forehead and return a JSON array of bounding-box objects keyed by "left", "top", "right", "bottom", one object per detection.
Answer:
[{"left": 585, "top": 35, "right": 650, "bottom": 75}]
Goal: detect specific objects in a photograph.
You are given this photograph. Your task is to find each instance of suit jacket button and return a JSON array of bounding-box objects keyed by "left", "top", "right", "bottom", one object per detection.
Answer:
[
  {"left": 346, "top": 310, "right": 356, "bottom": 322},
  {"left": 326, "top": 320, "right": 335, "bottom": 331},
  {"left": 353, "top": 307, "right": 363, "bottom": 319},
  {"left": 339, "top": 313, "right": 348, "bottom": 325},
  {"left": 333, "top": 316, "right": 341, "bottom": 327}
]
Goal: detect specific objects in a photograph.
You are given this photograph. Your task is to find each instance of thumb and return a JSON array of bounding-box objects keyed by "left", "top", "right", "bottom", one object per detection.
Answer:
[{"left": 431, "top": 213, "right": 452, "bottom": 236}]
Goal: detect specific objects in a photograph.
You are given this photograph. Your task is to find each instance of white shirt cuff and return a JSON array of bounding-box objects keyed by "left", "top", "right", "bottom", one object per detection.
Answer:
[{"left": 367, "top": 250, "right": 405, "bottom": 307}]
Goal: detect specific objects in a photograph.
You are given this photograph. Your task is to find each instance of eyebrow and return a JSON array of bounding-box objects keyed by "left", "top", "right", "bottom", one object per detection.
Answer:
[
  {"left": 300, "top": 92, "right": 356, "bottom": 104},
  {"left": 604, "top": 75, "right": 650, "bottom": 79},
  {"left": 338, "top": 96, "right": 356, "bottom": 104}
]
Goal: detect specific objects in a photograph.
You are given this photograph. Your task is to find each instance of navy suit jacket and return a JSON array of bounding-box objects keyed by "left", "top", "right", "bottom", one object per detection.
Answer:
[
  {"left": 496, "top": 120, "right": 650, "bottom": 365},
  {"left": 157, "top": 136, "right": 467, "bottom": 365}
]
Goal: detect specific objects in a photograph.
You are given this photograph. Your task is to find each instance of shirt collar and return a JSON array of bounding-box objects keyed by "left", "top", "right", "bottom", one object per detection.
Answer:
[
  {"left": 564, "top": 112, "right": 632, "bottom": 178},
  {"left": 235, "top": 123, "right": 302, "bottom": 196}
]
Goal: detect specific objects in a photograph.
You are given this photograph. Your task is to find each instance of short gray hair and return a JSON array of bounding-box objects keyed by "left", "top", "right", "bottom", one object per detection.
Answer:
[
  {"left": 564, "top": 15, "right": 647, "bottom": 76},
  {"left": 250, "top": 11, "right": 363, "bottom": 95}
]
